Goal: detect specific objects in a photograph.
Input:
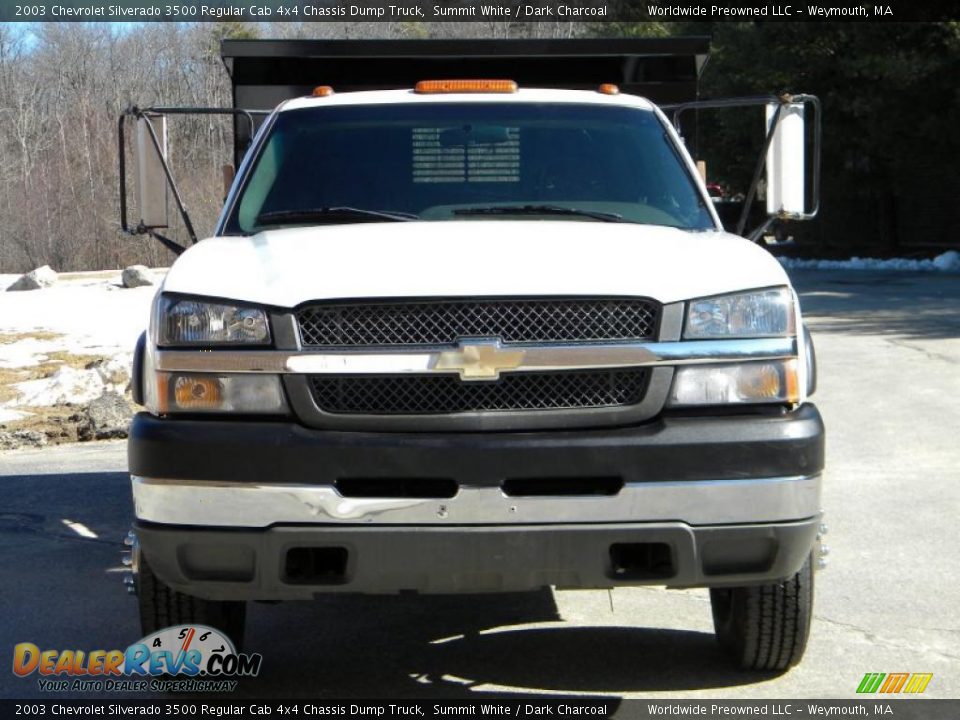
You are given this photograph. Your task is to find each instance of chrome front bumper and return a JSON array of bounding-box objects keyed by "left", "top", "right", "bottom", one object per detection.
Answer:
[{"left": 132, "top": 473, "right": 821, "bottom": 528}]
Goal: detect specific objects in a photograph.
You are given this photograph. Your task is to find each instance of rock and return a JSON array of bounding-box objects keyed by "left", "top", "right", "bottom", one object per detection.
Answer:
[
  {"left": 6, "top": 265, "right": 57, "bottom": 291},
  {"left": 76, "top": 391, "right": 133, "bottom": 441},
  {"left": 84, "top": 356, "right": 131, "bottom": 390},
  {"left": 121, "top": 265, "right": 154, "bottom": 288},
  {"left": 0, "top": 430, "right": 48, "bottom": 450}
]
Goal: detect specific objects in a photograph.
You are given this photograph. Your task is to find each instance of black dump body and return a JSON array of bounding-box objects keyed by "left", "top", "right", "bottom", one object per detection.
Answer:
[{"left": 220, "top": 37, "right": 710, "bottom": 164}]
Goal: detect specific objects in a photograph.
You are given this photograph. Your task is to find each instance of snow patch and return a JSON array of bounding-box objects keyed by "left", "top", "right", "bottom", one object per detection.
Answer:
[
  {"left": 5, "top": 356, "right": 132, "bottom": 409},
  {"left": 12, "top": 366, "right": 107, "bottom": 407},
  {"left": 0, "top": 408, "right": 29, "bottom": 423},
  {"left": 1, "top": 270, "right": 159, "bottom": 417},
  {"left": 780, "top": 250, "right": 960, "bottom": 273}
]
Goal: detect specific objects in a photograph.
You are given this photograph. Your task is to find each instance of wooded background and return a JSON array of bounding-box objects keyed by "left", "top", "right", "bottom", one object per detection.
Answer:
[{"left": 0, "top": 20, "right": 957, "bottom": 273}]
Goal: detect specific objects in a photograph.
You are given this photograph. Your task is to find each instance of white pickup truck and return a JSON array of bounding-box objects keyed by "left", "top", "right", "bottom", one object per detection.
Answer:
[{"left": 121, "top": 40, "right": 825, "bottom": 672}]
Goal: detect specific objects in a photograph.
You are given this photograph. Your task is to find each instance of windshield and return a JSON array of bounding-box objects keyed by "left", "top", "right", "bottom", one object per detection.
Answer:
[{"left": 224, "top": 102, "right": 715, "bottom": 234}]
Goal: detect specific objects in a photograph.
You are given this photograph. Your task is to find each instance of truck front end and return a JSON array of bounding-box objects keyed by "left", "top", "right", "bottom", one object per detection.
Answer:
[{"left": 126, "top": 83, "right": 824, "bottom": 671}]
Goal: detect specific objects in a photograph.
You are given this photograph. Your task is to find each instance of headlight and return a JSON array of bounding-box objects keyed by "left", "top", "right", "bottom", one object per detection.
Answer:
[
  {"left": 668, "top": 360, "right": 799, "bottom": 407},
  {"left": 147, "top": 372, "right": 288, "bottom": 415},
  {"left": 685, "top": 287, "right": 795, "bottom": 339},
  {"left": 158, "top": 297, "right": 270, "bottom": 346}
]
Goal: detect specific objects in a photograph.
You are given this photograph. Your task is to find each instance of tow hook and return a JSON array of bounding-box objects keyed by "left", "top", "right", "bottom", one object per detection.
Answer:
[
  {"left": 121, "top": 529, "right": 140, "bottom": 595},
  {"left": 816, "top": 522, "right": 829, "bottom": 571}
]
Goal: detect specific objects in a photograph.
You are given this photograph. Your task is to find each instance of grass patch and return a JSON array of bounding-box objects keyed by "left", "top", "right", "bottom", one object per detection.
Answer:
[
  {"left": 0, "top": 368, "right": 30, "bottom": 403},
  {"left": 35, "top": 352, "right": 103, "bottom": 378},
  {"left": 1, "top": 405, "right": 79, "bottom": 443},
  {"left": 0, "top": 330, "right": 62, "bottom": 344}
]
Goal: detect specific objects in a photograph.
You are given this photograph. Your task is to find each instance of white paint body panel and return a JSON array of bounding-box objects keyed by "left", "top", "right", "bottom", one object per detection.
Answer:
[
  {"left": 161, "top": 222, "right": 792, "bottom": 308},
  {"left": 280, "top": 88, "right": 658, "bottom": 112}
]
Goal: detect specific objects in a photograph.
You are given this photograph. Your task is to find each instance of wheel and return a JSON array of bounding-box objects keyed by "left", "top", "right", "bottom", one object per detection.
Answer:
[
  {"left": 710, "top": 553, "right": 814, "bottom": 671},
  {"left": 135, "top": 544, "right": 247, "bottom": 651}
]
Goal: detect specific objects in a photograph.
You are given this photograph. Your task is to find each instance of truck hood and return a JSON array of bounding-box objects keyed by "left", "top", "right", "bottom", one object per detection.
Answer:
[{"left": 161, "top": 221, "right": 791, "bottom": 307}]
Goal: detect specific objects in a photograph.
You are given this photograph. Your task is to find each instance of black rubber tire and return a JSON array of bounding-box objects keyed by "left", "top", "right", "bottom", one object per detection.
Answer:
[
  {"left": 138, "top": 552, "right": 247, "bottom": 651},
  {"left": 710, "top": 553, "right": 814, "bottom": 671}
]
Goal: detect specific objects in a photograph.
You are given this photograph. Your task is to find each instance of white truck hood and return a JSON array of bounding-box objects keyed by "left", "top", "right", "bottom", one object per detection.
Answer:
[{"left": 161, "top": 221, "right": 790, "bottom": 307}]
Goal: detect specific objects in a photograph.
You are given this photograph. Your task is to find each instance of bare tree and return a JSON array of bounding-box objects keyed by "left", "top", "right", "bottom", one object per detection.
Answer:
[{"left": 0, "top": 20, "right": 591, "bottom": 273}]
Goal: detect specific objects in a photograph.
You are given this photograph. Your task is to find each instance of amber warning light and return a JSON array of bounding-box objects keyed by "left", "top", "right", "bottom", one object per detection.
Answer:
[{"left": 415, "top": 79, "right": 519, "bottom": 94}]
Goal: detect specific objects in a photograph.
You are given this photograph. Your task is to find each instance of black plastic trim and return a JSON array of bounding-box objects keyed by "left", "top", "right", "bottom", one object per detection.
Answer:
[
  {"left": 131, "top": 332, "right": 146, "bottom": 406},
  {"left": 136, "top": 517, "right": 820, "bottom": 599},
  {"left": 128, "top": 404, "right": 824, "bottom": 487}
]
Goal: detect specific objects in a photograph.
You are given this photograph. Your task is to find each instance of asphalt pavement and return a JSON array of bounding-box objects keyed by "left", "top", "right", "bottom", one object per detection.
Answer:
[{"left": 1, "top": 269, "right": 958, "bottom": 700}]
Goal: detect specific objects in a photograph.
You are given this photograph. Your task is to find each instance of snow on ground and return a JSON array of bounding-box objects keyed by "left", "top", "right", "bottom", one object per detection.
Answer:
[
  {"left": 0, "top": 271, "right": 156, "bottom": 363},
  {"left": 779, "top": 249, "right": 960, "bottom": 273},
  {"left": 0, "top": 270, "right": 159, "bottom": 420},
  {"left": 0, "top": 408, "right": 27, "bottom": 423}
]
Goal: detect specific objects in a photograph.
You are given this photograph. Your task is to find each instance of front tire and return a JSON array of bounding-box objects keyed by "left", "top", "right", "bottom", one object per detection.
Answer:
[
  {"left": 710, "top": 553, "right": 814, "bottom": 671},
  {"left": 137, "top": 550, "right": 247, "bottom": 650}
]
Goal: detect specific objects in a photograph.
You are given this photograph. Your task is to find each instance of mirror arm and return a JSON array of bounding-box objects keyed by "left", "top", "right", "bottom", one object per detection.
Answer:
[
  {"left": 736, "top": 101, "right": 784, "bottom": 237},
  {"left": 118, "top": 111, "right": 130, "bottom": 234},
  {"left": 746, "top": 214, "right": 780, "bottom": 244},
  {"left": 144, "top": 229, "right": 186, "bottom": 256},
  {"left": 136, "top": 109, "right": 198, "bottom": 245}
]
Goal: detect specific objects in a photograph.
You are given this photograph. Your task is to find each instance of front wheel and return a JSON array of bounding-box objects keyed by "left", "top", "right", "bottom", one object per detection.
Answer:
[
  {"left": 135, "top": 545, "right": 247, "bottom": 651},
  {"left": 710, "top": 553, "right": 814, "bottom": 671}
]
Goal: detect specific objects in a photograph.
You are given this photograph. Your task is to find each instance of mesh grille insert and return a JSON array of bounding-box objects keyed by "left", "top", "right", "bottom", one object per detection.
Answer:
[
  {"left": 309, "top": 369, "right": 649, "bottom": 416},
  {"left": 297, "top": 298, "right": 659, "bottom": 348}
]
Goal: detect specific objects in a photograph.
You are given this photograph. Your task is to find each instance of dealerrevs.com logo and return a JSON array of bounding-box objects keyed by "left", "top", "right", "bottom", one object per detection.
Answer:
[{"left": 13, "top": 625, "right": 262, "bottom": 693}]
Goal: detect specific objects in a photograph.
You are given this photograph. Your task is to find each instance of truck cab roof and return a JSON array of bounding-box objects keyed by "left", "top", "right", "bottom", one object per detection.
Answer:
[{"left": 280, "top": 87, "right": 660, "bottom": 113}]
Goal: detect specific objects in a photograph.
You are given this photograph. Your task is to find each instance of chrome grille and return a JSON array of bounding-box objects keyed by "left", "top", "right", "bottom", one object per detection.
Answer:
[
  {"left": 297, "top": 298, "right": 660, "bottom": 348},
  {"left": 308, "top": 369, "right": 649, "bottom": 415}
]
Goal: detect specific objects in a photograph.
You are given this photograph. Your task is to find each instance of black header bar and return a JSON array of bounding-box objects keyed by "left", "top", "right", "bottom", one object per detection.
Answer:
[{"left": 1, "top": 1, "right": 956, "bottom": 23}]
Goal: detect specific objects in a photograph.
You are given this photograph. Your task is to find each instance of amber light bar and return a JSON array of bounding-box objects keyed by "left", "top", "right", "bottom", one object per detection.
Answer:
[{"left": 414, "top": 79, "right": 518, "bottom": 94}]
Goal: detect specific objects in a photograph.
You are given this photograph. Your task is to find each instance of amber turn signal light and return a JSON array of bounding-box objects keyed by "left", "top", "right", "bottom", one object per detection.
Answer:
[{"left": 173, "top": 375, "right": 224, "bottom": 410}]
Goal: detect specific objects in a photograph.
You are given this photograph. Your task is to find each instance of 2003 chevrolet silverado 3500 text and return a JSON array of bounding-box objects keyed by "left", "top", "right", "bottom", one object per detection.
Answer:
[{"left": 120, "top": 39, "right": 825, "bottom": 672}]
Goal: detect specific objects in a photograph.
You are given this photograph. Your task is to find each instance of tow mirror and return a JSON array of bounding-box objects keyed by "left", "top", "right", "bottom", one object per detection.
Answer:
[
  {"left": 133, "top": 114, "right": 170, "bottom": 229},
  {"left": 765, "top": 101, "right": 806, "bottom": 217},
  {"left": 667, "top": 94, "right": 820, "bottom": 241}
]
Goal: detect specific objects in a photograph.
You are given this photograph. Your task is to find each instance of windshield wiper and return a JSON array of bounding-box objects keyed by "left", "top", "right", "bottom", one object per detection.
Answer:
[
  {"left": 453, "top": 204, "right": 625, "bottom": 223},
  {"left": 256, "top": 207, "right": 417, "bottom": 226}
]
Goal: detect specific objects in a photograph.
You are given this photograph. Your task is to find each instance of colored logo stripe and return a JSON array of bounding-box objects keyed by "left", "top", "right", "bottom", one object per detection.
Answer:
[
  {"left": 903, "top": 673, "right": 933, "bottom": 694},
  {"left": 857, "top": 673, "right": 885, "bottom": 694},
  {"left": 857, "top": 672, "right": 932, "bottom": 694},
  {"left": 879, "top": 673, "right": 909, "bottom": 693}
]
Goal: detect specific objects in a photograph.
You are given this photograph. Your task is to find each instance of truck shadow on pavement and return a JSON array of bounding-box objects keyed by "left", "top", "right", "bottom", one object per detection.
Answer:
[
  {"left": 237, "top": 593, "right": 772, "bottom": 698},
  {"left": 0, "top": 469, "right": 774, "bottom": 699}
]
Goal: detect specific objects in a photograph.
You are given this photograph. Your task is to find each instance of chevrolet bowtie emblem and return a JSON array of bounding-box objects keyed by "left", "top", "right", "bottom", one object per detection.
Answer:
[{"left": 434, "top": 339, "right": 526, "bottom": 381}]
